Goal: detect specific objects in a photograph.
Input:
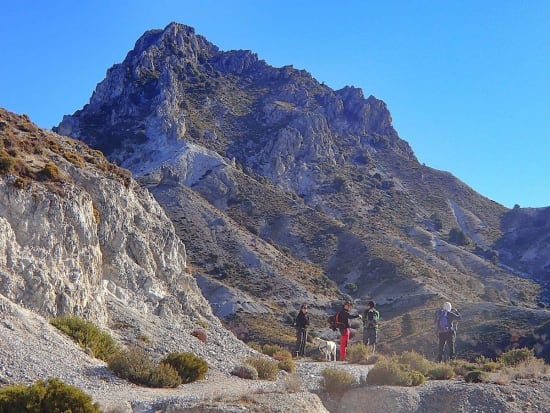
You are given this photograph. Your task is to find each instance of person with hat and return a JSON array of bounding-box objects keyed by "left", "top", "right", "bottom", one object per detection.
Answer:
[
  {"left": 338, "top": 301, "right": 362, "bottom": 360},
  {"left": 434, "top": 301, "right": 461, "bottom": 362}
]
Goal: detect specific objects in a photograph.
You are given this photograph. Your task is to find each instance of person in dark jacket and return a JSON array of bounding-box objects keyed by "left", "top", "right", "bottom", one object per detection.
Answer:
[
  {"left": 338, "top": 301, "right": 362, "bottom": 360},
  {"left": 294, "top": 303, "right": 310, "bottom": 357},
  {"left": 362, "top": 300, "right": 380, "bottom": 353},
  {"left": 434, "top": 301, "right": 461, "bottom": 362}
]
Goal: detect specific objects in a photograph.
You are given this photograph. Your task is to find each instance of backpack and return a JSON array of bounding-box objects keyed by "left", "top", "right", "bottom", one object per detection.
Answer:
[
  {"left": 364, "top": 309, "right": 377, "bottom": 329},
  {"left": 328, "top": 311, "right": 343, "bottom": 331},
  {"left": 435, "top": 309, "right": 450, "bottom": 333}
]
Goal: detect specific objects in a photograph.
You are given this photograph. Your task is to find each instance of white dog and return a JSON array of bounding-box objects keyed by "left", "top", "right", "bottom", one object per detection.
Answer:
[{"left": 312, "top": 337, "right": 337, "bottom": 361}]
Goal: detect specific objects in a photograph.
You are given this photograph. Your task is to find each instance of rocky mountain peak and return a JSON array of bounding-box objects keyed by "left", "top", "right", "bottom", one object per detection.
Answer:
[
  {"left": 56, "top": 22, "right": 408, "bottom": 179},
  {"left": 54, "top": 23, "right": 550, "bottom": 362}
]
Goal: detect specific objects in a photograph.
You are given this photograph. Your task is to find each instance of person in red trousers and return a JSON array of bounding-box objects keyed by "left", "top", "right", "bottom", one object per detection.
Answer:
[{"left": 337, "top": 301, "right": 362, "bottom": 361}]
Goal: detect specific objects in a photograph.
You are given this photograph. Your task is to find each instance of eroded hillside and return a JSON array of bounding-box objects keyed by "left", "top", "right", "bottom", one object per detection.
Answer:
[{"left": 54, "top": 22, "right": 550, "bottom": 358}]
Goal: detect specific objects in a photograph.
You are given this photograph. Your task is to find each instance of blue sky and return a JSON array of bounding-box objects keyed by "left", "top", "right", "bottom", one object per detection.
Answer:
[{"left": 2, "top": 1, "right": 549, "bottom": 208}]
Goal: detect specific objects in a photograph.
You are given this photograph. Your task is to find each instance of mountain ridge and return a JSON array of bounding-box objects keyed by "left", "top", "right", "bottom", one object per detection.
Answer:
[{"left": 54, "top": 21, "right": 550, "bottom": 357}]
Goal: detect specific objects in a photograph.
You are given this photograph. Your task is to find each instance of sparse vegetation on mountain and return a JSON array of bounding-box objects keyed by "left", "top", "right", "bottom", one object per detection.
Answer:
[
  {"left": 2, "top": 19, "right": 550, "bottom": 411},
  {"left": 50, "top": 316, "right": 120, "bottom": 361},
  {"left": 50, "top": 22, "right": 550, "bottom": 363}
]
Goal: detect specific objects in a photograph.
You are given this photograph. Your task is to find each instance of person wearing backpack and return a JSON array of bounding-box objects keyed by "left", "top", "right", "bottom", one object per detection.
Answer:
[
  {"left": 338, "top": 301, "right": 362, "bottom": 361},
  {"left": 362, "top": 300, "right": 380, "bottom": 353},
  {"left": 434, "top": 301, "right": 461, "bottom": 362},
  {"left": 293, "top": 303, "right": 310, "bottom": 357}
]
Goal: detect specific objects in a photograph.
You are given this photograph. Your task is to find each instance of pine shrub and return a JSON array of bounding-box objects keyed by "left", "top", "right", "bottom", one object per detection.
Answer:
[
  {"left": 50, "top": 316, "right": 120, "bottom": 361},
  {"left": 0, "top": 378, "right": 101, "bottom": 413},
  {"left": 162, "top": 352, "right": 208, "bottom": 383},
  {"left": 319, "top": 367, "right": 356, "bottom": 394}
]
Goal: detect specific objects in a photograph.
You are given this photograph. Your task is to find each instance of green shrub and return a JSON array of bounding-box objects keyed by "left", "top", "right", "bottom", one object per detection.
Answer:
[
  {"left": 63, "top": 151, "right": 86, "bottom": 168},
  {"left": 0, "top": 152, "right": 15, "bottom": 173},
  {"left": 162, "top": 352, "right": 208, "bottom": 383},
  {"left": 410, "top": 370, "right": 427, "bottom": 386},
  {"left": 474, "top": 355, "right": 502, "bottom": 372},
  {"left": 428, "top": 363, "right": 455, "bottom": 380},
  {"left": 231, "top": 365, "right": 259, "bottom": 380},
  {"left": 148, "top": 362, "right": 182, "bottom": 388},
  {"left": 481, "top": 361, "right": 501, "bottom": 372},
  {"left": 50, "top": 316, "right": 120, "bottom": 361},
  {"left": 464, "top": 370, "right": 486, "bottom": 383},
  {"left": 366, "top": 359, "right": 425, "bottom": 386},
  {"left": 347, "top": 343, "right": 372, "bottom": 364},
  {"left": 397, "top": 351, "right": 433, "bottom": 376},
  {"left": 278, "top": 359, "right": 296, "bottom": 373},
  {"left": 245, "top": 357, "right": 279, "bottom": 380},
  {"left": 450, "top": 359, "right": 479, "bottom": 377},
  {"left": 246, "top": 341, "right": 263, "bottom": 352},
  {"left": 41, "top": 162, "right": 61, "bottom": 181},
  {"left": 0, "top": 378, "right": 101, "bottom": 413},
  {"left": 272, "top": 349, "right": 293, "bottom": 362},
  {"left": 261, "top": 344, "right": 285, "bottom": 357},
  {"left": 107, "top": 346, "right": 155, "bottom": 386},
  {"left": 499, "top": 348, "right": 533, "bottom": 367},
  {"left": 319, "top": 368, "right": 356, "bottom": 394}
]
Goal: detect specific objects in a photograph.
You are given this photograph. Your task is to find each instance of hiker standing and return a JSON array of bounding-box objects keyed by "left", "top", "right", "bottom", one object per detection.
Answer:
[
  {"left": 338, "top": 301, "right": 362, "bottom": 361},
  {"left": 362, "top": 300, "right": 380, "bottom": 353},
  {"left": 294, "top": 303, "right": 310, "bottom": 357},
  {"left": 434, "top": 301, "right": 461, "bottom": 362}
]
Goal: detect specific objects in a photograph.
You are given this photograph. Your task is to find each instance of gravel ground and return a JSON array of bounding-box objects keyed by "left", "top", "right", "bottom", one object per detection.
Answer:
[
  {"left": 3, "top": 301, "right": 550, "bottom": 413},
  {"left": 0, "top": 299, "right": 368, "bottom": 412}
]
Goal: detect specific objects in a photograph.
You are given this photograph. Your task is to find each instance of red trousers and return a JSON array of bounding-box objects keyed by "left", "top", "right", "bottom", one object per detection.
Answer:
[{"left": 340, "top": 328, "right": 350, "bottom": 360}]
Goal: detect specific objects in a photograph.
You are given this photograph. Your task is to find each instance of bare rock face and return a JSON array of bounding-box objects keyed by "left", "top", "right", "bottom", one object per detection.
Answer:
[
  {"left": 0, "top": 109, "right": 248, "bottom": 365},
  {"left": 0, "top": 179, "right": 104, "bottom": 319},
  {"left": 0, "top": 139, "right": 211, "bottom": 324}
]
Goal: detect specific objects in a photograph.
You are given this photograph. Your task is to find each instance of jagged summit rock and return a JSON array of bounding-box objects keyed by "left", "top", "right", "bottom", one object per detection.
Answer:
[{"left": 56, "top": 22, "right": 410, "bottom": 183}]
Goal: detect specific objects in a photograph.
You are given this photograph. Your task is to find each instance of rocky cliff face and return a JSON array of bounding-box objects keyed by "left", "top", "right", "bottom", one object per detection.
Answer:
[
  {"left": 0, "top": 108, "right": 252, "bottom": 371},
  {"left": 55, "top": 22, "right": 550, "bottom": 357}
]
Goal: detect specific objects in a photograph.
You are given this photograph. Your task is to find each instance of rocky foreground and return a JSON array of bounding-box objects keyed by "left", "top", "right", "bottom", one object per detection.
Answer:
[{"left": 2, "top": 296, "right": 550, "bottom": 413}]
